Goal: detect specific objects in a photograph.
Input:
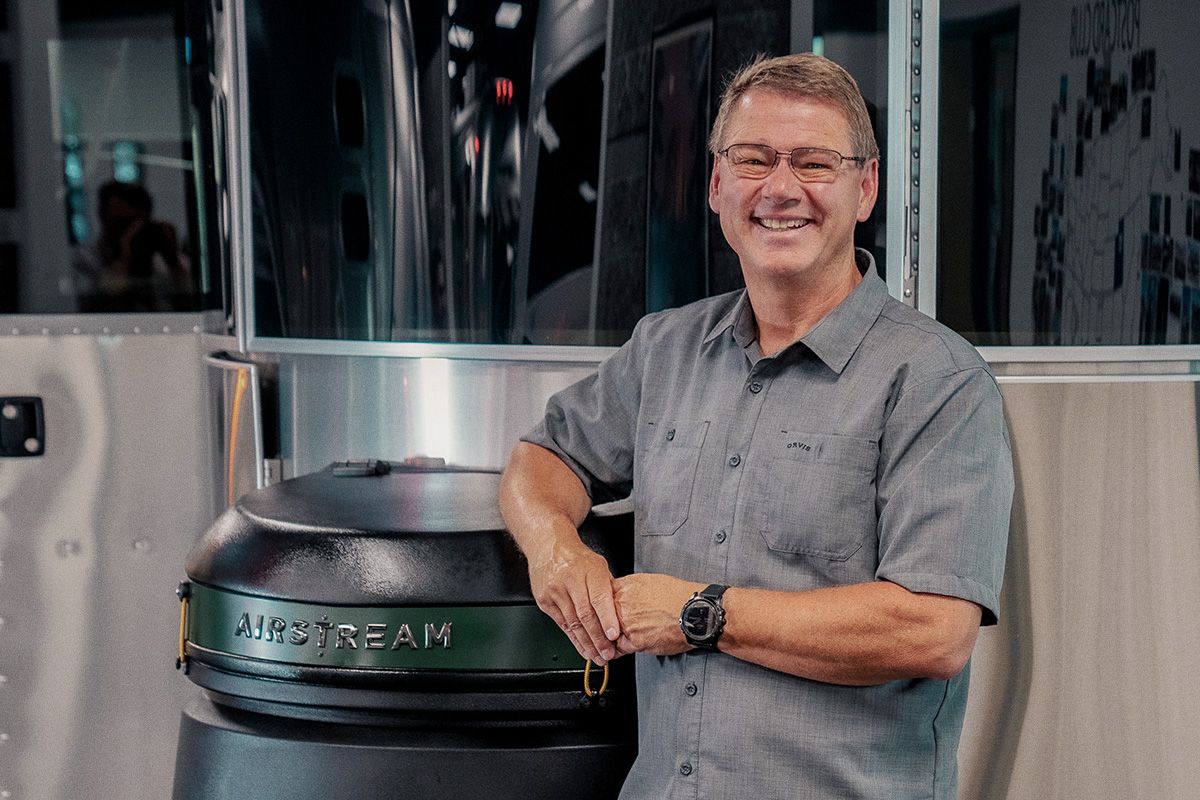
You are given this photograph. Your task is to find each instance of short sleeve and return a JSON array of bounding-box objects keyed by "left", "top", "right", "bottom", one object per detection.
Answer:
[
  {"left": 520, "top": 323, "right": 647, "bottom": 504},
  {"left": 874, "top": 366, "right": 1014, "bottom": 625}
]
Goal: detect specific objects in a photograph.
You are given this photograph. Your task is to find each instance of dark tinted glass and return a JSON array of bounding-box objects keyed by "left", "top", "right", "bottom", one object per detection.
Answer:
[
  {"left": 938, "top": 1, "right": 1200, "bottom": 346},
  {"left": 0, "top": 5, "right": 214, "bottom": 315}
]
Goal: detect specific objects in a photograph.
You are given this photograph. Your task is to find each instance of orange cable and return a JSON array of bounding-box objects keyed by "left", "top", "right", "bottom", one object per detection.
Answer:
[{"left": 228, "top": 368, "right": 248, "bottom": 506}]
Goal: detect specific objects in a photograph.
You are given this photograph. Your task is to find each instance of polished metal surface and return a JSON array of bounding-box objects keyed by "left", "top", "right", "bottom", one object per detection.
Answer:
[
  {"left": 280, "top": 353, "right": 599, "bottom": 476},
  {"left": 979, "top": 344, "right": 1200, "bottom": 362},
  {"left": 209, "top": 0, "right": 252, "bottom": 351},
  {"left": 244, "top": 333, "right": 618, "bottom": 362},
  {"left": 885, "top": 0, "right": 909, "bottom": 304},
  {"left": 959, "top": 369, "right": 1200, "bottom": 799},
  {"left": 917, "top": 0, "right": 940, "bottom": 315},
  {"left": 883, "top": 0, "right": 940, "bottom": 311},
  {"left": 0, "top": 328, "right": 215, "bottom": 800},
  {"left": 0, "top": 311, "right": 222, "bottom": 337},
  {"left": 16, "top": 3, "right": 1200, "bottom": 798},
  {"left": 205, "top": 351, "right": 266, "bottom": 512}
]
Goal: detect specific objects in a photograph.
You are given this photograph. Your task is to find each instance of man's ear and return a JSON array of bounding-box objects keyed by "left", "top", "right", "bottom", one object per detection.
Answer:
[{"left": 856, "top": 158, "right": 879, "bottom": 223}]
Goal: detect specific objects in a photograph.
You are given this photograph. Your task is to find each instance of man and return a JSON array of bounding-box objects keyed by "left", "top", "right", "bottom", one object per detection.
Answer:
[
  {"left": 499, "top": 53, "right": 1013, "bottom": 799},
  {"left": 73, "top": 181, "right": 190, "bottom": 312}
]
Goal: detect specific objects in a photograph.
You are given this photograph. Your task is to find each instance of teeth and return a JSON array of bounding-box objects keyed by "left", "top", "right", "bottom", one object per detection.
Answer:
[{"left": 758, "top": 218, "right": 809, "bottom": 230}]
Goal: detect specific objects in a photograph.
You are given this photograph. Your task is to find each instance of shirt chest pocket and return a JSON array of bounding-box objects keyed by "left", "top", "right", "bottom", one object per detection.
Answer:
[
  {"left": 759, "top": 432, "right": 878, "bottom": 561},
  {"left": 633, "top": 420, "right": 709, "bottom": 536}
]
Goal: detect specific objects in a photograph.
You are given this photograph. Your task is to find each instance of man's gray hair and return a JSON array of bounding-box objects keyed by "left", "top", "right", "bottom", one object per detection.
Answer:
[{"left": 709, "top": 53, "right": 880, "bottom": 162}]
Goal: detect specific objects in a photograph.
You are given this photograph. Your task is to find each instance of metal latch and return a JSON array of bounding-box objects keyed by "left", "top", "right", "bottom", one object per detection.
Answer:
[{"left": 176, "top": 582, "right": 191, "bottom": 670}]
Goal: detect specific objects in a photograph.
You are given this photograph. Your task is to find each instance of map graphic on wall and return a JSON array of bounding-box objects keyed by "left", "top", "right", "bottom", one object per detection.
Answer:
[{"left": 1011, "top": 0, "right": 1199, "bottom": 344}]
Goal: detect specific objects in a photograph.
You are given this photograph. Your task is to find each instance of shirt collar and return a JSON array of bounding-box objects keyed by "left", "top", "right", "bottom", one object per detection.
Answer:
[
  {"left": 703, "top": 291, "right": 757, "bottom": 349},
  {"left": 702, "top": 248, "right": 889, "bottom": 374}
]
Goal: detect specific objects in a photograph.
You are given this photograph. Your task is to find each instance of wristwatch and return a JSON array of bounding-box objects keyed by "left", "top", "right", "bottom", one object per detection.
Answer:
[{"left": 679, "top": 584, "right": 729, "bottom": 650}]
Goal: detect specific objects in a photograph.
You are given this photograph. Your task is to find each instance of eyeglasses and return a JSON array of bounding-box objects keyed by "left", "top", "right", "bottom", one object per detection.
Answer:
[{"left": 718, "top": 144, "right": 867, "bottom": 183}]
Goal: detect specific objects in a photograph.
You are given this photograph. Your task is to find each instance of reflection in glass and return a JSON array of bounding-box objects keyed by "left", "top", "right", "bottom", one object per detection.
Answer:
[
  {"left": 939, "top": 0, "right": 1200, "bottom": 346},
  {"left": 646, "top": 19, "right": 712, "bottom": 315},
  {"left": 813, "top": 0, "right": 889, "bottom": 278},
  {"left": 1, "top": 26, "right": 206, "bottom": 314},
  {"left": 245, "top": 0, "right": 429, "bottom": 340},
  {"left": 240, "top": 1, "right": 889, "bottom": 347},
  {"left": 939, "top": 8, "right": 1017, "bottom": 344},
  {"left": 449, "top": 73, "right": 523, "bottom": 342},
  {"left": 73, "top": 179, "right": 193, "bottom": 312},
  {"left": 517, "top": 47, "right": 605, "bottom": 345}
]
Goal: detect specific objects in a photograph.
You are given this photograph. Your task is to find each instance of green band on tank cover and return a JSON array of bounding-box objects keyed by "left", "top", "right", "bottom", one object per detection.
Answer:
[{"left": 186, "top": 583, "right": 578, "bottom": 671}]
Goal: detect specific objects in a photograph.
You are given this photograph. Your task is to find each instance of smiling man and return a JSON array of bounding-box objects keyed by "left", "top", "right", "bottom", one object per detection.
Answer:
[{"left": 500, "top": 54, "right": 1013, "bottom": 800}]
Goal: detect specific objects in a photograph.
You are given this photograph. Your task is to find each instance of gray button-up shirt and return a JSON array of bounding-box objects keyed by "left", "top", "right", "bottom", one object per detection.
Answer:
[{"left": 524, "top": 251, "right": 1013, "bottom": 800}]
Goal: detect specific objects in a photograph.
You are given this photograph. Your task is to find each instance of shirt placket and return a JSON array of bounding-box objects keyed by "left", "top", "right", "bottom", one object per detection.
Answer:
[
  {"left": 713, "top": 357, "right": 774, "bottom": 569},
  {"left": 681, "top": 356, "right": 774, "bottom": 800}
]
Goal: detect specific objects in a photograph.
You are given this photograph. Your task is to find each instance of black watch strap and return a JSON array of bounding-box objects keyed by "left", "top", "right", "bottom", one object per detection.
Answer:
[{"left": 680, "top": 583, "right": 729, "bottom": 650}]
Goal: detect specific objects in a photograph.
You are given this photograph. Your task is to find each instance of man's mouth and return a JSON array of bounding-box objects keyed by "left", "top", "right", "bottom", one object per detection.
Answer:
[{"left": 755, "top": 217, "right": 810, "bottom": 230}]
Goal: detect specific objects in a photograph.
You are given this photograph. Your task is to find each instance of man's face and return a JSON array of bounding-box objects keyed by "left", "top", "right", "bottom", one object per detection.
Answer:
[
  {"left": 101, "top": 196, "right": 149, "bottom": 241},
  {"left": 708, "top": 89, "right": 878, "bottom": 290}
]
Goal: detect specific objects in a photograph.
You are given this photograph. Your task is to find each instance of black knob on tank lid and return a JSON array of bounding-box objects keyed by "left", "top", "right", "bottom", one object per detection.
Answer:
[{"left": 330, "top": 459, "right": 393, "bottom": 477}]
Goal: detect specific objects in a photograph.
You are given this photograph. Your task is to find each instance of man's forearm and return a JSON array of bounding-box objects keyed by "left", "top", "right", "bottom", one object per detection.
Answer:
[
  {"left": 719, "top": 581, "right": 982, "bottom": 685},
  {"left": 612, "top": 574, "right": 981, "bottom": 685},
  {"left": 499, "top": 441, "right": 592, "bottom": 557},
  {"left": 499, "top": 441, "right": 620, "bottom": 664}
]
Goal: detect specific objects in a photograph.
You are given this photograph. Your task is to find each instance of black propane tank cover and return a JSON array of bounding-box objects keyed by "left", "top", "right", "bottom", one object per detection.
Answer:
[
  {"left": 178, "top": 462, "right": 634, "bottom": 711},
  {"left": 174, "top": 465, "right": 637, "bottom": 798},
  {"left": 186, "top": 462, "right": 630, "bottom": 606}
]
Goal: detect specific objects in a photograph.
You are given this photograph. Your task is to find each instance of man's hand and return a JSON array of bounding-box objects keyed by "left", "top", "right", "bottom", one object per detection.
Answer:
[
  {"left": 499, "top": 442, "right": 620, "bottom": 665},
  {"left": 612, "top": 573, "right": 702, "bottom": 657},
  {"left": 526, "top": 530, "right": 620, "bottom": 665}
]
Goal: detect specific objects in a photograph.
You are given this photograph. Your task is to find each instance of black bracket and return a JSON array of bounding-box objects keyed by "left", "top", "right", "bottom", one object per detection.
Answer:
[{"left": 1, "top": 396, "right": 45, "bottom": 457}]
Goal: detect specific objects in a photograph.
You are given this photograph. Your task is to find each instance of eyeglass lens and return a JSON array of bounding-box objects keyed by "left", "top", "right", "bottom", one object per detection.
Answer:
[{"left": 724, "top": 145, "right": 845, "bottom": 182}]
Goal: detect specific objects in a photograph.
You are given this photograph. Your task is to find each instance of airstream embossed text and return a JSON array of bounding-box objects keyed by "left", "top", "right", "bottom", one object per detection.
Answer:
[{"left": 234, "top": 613, "right": 453, "bottom": 650}]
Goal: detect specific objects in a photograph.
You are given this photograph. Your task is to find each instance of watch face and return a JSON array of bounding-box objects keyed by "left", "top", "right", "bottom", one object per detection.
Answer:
[{"left": 682, "top": 601, "right": 715, "bottom": 639}]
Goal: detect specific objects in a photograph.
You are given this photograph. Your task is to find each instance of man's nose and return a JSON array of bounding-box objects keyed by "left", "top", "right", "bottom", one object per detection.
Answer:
[{"left": 760, "top": 157, "right": 807, "bottom": 199}]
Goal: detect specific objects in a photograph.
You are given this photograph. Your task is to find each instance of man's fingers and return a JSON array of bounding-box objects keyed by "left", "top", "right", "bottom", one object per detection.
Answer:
[
  {"left": 526, "top": 545, "right": 619, "bottom": 664},
  {"left": 570, "top": 586, "right": 616, "bottom": 663},
  {"left": 589, "top": 578, "right": 622, "bottom": 642},
  {"left": 535, "top": 593, "right": 599, "bottom": 663},
  {"left": 563, "top": 620, "right": 600, "bottom": 663}
]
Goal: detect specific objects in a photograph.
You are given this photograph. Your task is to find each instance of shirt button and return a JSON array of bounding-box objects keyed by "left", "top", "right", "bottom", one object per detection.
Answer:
[
  {"left": 684, "top": 682, "right": 698, "bottom": 696},
  {"left": 680, "top": 763, "right": 693, "bottom": 776},
  {"left": 749, "top": 380, "right": 763, "bottom": 393},
  {"left": 728, "top": 454, "right": 741, "bottom": 468},
  {"left": 666, "top": 428, "right": 675, "bottom": 441},
  {"left": 714, "top": 530, "right": 727, "bottom": 544}
]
